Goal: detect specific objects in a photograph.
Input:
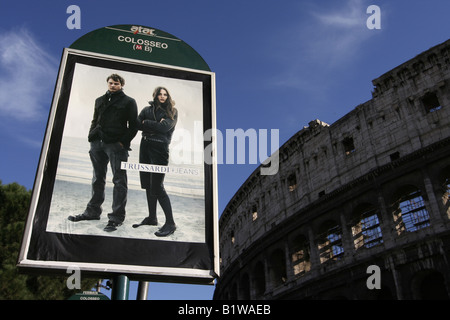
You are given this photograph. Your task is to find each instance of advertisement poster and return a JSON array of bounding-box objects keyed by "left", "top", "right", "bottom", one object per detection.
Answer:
[{"left": 18, "top": 48, "right": 219, "bottom": 284}]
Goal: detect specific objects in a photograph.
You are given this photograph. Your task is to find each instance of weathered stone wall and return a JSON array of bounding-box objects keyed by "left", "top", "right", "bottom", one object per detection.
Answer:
[{"left": 215, "top": 39, "right": 450, "bottom": 300}]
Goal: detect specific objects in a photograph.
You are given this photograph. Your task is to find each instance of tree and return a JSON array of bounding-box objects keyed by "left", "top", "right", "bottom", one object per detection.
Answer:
[{"left": 0, "top": 180, "right": 98, "bottom": 299}]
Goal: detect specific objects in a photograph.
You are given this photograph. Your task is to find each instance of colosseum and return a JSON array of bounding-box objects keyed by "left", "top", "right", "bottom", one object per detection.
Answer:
[{"left": 213, "top": 39, "right": 450, "bottom": 300}]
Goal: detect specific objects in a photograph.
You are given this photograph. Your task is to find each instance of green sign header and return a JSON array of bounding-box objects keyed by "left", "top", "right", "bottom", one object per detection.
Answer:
[{"left": 69, "top": 25, "right": 210, "bottom": 71}]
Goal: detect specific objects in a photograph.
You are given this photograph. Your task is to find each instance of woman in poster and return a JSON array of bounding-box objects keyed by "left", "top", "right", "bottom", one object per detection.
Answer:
[{"left": 133, "top": 87, "right": 178, "bottom": 237}]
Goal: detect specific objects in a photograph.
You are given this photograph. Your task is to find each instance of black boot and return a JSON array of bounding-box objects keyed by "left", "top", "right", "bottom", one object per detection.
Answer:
[
  {"left": 132, "top": 190, "right": 158, "bottom": 228},
  {"left": 68, "top": 211, "right": 100, "bottom": 222},
  {"left": 154, "top": 193, "right": 175, "bottom": 237},
  {"left": 155, "top": 223, "right": 176, "bottom": 237},
  {"left": 132, "top": 216, "right": 158, "bottom": 228}
]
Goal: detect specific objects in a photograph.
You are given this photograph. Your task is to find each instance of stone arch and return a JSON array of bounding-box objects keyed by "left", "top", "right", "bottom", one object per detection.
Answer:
[
  {"left": 317, "top": 220, "right": 344, "bottom": 263},
  {"left": 229, "top": 282, "right": 238, "bottom": 300},
  {"left": 269, "top": 248, "right": 287, "bottom": 288},
  {"left": 391, "top": 184, "right": 430, "bottom": 234},
  {"left": 440, "top": 165, "right": 450, "bottom": 218},
  {"left": 411, "top": 269, "right": 449, "bottom": 300},
  {"left": 351, "top": 203, "right": 383, "bottom": 250},
  {"left": 289, "top": 234, "right": 311, "bottom": 276},
  {"left": 239, "top": 272, "right": 250, "bottom": 300},
  {"left": 252, "top": 261, "right": 266, "bottom": 297}
]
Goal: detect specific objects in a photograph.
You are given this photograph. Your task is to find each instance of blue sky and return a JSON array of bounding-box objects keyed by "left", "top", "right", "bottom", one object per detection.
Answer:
[{"left": 1, "top": 0, "right": 449, "bottom": 300}]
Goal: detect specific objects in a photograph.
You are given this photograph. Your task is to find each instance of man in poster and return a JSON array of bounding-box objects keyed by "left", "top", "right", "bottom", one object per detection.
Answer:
[{"left": 68, "top": 74, "right": 138, "bottom": 232}]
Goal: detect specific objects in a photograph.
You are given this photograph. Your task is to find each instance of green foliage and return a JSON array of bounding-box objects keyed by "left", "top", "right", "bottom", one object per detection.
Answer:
[{"left": 0, "top": 180, "right": 99, "bottom": 300}]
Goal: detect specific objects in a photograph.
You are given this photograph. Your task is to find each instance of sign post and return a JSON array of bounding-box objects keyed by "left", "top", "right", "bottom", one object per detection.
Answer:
[
  {"left": 111, "top": 275, "right": 130, "bottom": 300},
  {"left": 17, "top": 25, "right": 219, "bottom": 295},
  {"left": 137, "top": 281, "right": 149, "bottom": 300}
]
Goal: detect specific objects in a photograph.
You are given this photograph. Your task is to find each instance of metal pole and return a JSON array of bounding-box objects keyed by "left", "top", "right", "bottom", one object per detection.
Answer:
[
  {"left": 137, "top": 281, "right": 149, "bottom": 300},
  {"left": 96, "top": 279, "right": 102, "bottom": 292},
  {"left": 111, "top": 275, "right": 130, "bottom": 300}
]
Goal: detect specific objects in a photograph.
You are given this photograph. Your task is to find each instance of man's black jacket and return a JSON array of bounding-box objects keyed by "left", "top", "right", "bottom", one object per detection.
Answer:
[{"left": 88, "top": 90, "right": 138, "bottom": 149}]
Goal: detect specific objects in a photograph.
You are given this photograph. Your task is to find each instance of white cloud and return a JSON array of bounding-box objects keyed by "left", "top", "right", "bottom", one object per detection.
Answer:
[
  {"left": 269, "top": 0, "right": 377, "bottom": 90},
  {"left": 305, "top": 0, "right": 373, "bottom": 66},
  {"left": 0, "top": 28, "right": 57, "bottom": 121},
  {"left": 313, "top": 0, "right": 365, "bottom": 28}
]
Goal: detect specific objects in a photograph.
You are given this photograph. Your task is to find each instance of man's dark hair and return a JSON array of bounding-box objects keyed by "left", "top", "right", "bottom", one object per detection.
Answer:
[{"left": 107, "top": 74, "right": 125, "bottom": 86}]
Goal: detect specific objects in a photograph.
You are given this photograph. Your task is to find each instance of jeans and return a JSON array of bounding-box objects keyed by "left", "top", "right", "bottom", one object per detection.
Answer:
[{"left": 85, "top": 140, "right": 129, "bottom": 223}]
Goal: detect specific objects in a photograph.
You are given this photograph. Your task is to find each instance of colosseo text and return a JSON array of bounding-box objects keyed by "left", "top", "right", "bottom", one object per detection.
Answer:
[{"left": 117, "top": 35, "right": 168, "bottom": 49}]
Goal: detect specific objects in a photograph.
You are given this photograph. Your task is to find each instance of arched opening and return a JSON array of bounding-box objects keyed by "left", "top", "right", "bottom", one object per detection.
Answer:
[
  {"left": 269, "top": 249, "right": 287, "bottom": 288},
  {"left": 441, "top": 166, "right": 450, "bottom": 219},
  {"left": 290, "top": 234, "right": 311, "bottom": 276},
  {"left": 229, "top": 283, "right": 238, "bottom": 300},
  {"left": 318, "top": 220, "right": 344, "bottom": 263},
  {"left": 351, "top": 203, "right": 383, "bottom": 249},
  {"left": 253, "top": 261, "right": 266, "bottom": 297},
  {"left": 411, "top": 270, "right": 449, "bottom": 300},
  {"left": 240, "top": 273, "right": 250, "bottom": 300},
  {"left": 391, "top": 185, "right": 430, "bottom": 234}
]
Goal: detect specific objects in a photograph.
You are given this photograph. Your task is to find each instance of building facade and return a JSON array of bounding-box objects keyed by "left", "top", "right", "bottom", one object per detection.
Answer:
[{"left": 214, "top": 39, "right": 450, "bottom": 300}]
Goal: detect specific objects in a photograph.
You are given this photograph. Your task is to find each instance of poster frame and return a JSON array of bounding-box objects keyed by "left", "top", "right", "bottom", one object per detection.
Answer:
[{"left": 17, "top": 48, "right": 219, "bottom": 285}]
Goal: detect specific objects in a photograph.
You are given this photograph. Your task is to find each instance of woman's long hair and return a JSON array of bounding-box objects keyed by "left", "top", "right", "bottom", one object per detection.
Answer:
[{"left": 151, "top": 86, "right": 176, "bottom": 120}]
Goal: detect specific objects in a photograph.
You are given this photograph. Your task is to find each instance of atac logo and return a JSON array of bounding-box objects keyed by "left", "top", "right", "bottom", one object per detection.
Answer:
[{"left": 131, "top": 26, "right": 156, "bottom": 36}]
